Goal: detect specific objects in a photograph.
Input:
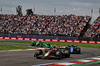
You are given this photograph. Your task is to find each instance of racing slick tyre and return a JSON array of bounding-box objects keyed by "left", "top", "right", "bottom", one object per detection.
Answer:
[
  {"left": 47, "top": 44, "right": 50, "bottom": 47},
  {"left": 56, "top": 51, "right": 62, "bottom": 59},
  {"left": 77, "top": 48, "right": 81, "bottom": 54},
  {"left": 31, "top": 43, "right": 35, "bottom": 46},
  {"left": 64, "top": 50, "right": 70, "bottom": 58},
  {"left": 34, "top": 50, "right": 42, "bottom": 59}
]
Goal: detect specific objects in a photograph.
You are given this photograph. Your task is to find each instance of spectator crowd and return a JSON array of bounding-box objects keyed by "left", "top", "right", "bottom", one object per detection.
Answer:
[
  {"left": 84, "top": 16, "right": 100, "bottom": 37},
  {"left": 0, "top": 14, "right": 91, "bottom": 37}
]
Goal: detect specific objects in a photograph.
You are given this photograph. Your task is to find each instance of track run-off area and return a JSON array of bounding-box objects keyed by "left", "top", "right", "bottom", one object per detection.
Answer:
[{"left": 0, "top": 42, "right": 100, "bottom": 66}]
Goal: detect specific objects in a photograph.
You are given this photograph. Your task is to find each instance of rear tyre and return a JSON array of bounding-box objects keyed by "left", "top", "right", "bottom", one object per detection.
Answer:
[
  {"left": 64, "top": 50, "right": 70, "bottom": 58},
  {"left": 56, "top": 51, "right": 62, "bottom": 59}
]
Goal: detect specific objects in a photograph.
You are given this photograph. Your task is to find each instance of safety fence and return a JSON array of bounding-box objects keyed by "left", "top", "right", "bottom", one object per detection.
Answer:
[{"left": 0, "top": 36, "right": 100, "bottom": 44}]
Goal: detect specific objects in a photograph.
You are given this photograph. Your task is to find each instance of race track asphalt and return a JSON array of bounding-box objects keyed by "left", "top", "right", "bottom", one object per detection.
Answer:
[{"left": 0, "top": 42, "right": 100, "bottom": 66}]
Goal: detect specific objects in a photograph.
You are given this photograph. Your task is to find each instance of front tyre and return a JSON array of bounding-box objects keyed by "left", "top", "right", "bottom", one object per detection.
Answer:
[
  {"left": 31, "top": 43, "right": 35, "bottom": 46},
  {"left": 47, "top": 44, "right": 50, "bottom": 47},
  {"left": 77, "top": 48, "right": 81, "bottom": 54},
  {"left": 34, "top": 50, "right": 42, "bottom": 59},
  {"left": 56, "top": 51, "right": 62, "bottom": 59}
]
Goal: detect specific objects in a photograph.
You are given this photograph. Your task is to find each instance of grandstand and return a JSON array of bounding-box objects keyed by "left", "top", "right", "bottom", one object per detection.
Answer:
[
  {"left": 84, "top": 16, "right": 100, "bottom": 37},
  {"left": 0, "top": 14, "right": 91, "bottom": 37},
  {"left": 1, "top": 14, "right": 100, "bottom": 41},
  {"left": 81, "top": 16, "right": 100, "bottom": 41}
]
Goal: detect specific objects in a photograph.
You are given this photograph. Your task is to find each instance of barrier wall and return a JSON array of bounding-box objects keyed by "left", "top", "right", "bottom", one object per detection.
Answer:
[
  {"left": 0, "top": 36, "right": 100, "bottom": 44},
  {"left": 0, "top": 34, "right": 78, "bottom": 40}
]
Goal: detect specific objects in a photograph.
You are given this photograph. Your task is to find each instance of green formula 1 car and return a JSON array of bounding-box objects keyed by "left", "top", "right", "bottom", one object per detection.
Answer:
[{"left": 30, "top": 41, "right": 52, "bottom": 48}]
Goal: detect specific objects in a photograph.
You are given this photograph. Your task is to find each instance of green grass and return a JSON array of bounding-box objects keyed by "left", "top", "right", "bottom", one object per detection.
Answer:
[
  {"left": 0, "top": 40, "right": 30, "bottom": 44},
  {"left": 0, "top": 40, "right": 100, "bottom": 49},
  {"left": 0, "top": 44, "right": 34, "bottom": 51},
  {"left": 44, "top": 42, "right": 100, "bottom": 49}
]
